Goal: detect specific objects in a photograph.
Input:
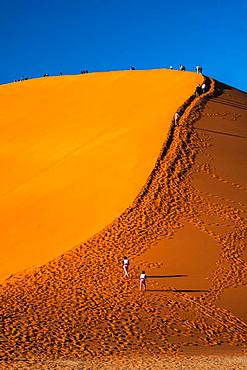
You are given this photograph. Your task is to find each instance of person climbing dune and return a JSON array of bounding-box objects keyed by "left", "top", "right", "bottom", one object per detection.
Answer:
[
  {"left": 195, "top": 84, "right": 202, "bottom": 97},
  {"left": 140, "top": 271, "right": 147, "bottom": 291},
  {"left": 195, "top": 65, "right": 203, "bottom": 74},
  {"left": 174, "top": 112, "right": 180, "bottom": 125},
  {"left": 123, "top": 256, "right": 129, "bottom": 277},
  {"left": 201, "top": 82, "right": 207, "bottom": 93}
]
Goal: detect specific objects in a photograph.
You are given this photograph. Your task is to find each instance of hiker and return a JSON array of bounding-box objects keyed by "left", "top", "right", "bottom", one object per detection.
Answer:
[
  {"left": 195, "top": 65, "right": 202, "bottom": 74},
  {"left": 179, "top": 64, "right": 186, "bottom": 71},
  {"left": 131, "top": 66, "right": 135, "bottom": 70},
  {"left": 123, "top": 257, "right": 129, "bottom": 277},
  {"left": 43, "top": 73, "right": 49, "bottom": 77},
  {"left": 174, "top": 112, "right": 180, "bottom": 125},
  {"left": 201, "top": 82, "right": 207, "bottom": 93},
  {"left": 140, "top": 271, "right": 147, "bottom": 291},
  {"left": 195, "top": 84, "right": 202, "bottom": 97},
  {"left": 60, "top": 72, "right": 63, "bottom": 76}
]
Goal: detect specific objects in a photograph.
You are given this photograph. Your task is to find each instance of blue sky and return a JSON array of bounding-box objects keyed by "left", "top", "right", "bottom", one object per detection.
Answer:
[{"left": 1, "top": 0, "right": 246, "bottom": 91}]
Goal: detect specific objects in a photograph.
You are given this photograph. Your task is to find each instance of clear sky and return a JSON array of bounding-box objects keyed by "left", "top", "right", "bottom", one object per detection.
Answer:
[{"left": 1, "top": 0, "right": 246, "bottom": 91}]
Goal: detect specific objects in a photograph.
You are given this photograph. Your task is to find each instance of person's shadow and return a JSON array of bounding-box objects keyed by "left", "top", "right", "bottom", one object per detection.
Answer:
[
  {"left": 147, "top": 274, "right": 188, "bottom": 278},
  {"left": 146, "top": 289, "right": 209, "bottom": 292},
  {"left": 146, "top": 274, "right": 209, "bottom": 293}
]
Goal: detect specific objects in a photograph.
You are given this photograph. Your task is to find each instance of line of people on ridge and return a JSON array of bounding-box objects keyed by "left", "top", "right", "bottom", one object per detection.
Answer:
[
  {"left": 42, "top": 65, "right": 202, "bottom": 75},
  {"left": 174, "top": 80, "right": 208, "bottom": 126},
  {"left": 195, "top": 82, "right": 207, "bottom": 96},
  {"left": 12, "top": 64, "right": 203, "bottom": 83},
  {"left": 123, "top": 256, "right": 147, "bottom": 291},
  {"left": 169, "top": 65, "right": 203, "bottom": 74}
]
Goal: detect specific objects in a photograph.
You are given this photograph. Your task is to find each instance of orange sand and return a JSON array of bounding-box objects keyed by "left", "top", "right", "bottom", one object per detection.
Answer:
[
  {"left": 0, "top": 70, "right": 202, "bottom": 280},
  {"left": 1, "top": 71, "right": 246, "bottom": 369}
]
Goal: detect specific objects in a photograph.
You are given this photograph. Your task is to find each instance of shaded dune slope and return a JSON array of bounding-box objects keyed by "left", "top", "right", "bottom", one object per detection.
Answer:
[
  {"left": 1, "top": 72, "right": 247, "bottom": 367},
  {"left": 0, "top": 70, "right": 202, "bottom": 280}
]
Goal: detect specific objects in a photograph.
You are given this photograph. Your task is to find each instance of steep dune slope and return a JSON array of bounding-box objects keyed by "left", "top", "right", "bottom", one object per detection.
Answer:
[
  {"left": 0, "top": 70, "right": 202, "bottom": 280},
  {"left": 135, "top": 81, "right": 247, "bottom": 322},
  {"left": 1, "top": 73, "right": 246, "bottom": 369}
]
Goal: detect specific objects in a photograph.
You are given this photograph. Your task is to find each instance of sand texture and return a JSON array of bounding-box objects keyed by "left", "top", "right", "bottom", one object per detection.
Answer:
[
  {"left": 0, "top": 69, "right": 202, "bottom": 280},
  {"left": 1, "top": 71, "right": 246, "bottom": 369}
]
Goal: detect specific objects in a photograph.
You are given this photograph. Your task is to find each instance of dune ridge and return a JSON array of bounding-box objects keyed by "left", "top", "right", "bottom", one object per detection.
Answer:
[
  {"left": 0, "top": 69, "right": 203, "bottom": 280},
  {"left": 1, "top": 73, "right": 247, "bottom": 369}
]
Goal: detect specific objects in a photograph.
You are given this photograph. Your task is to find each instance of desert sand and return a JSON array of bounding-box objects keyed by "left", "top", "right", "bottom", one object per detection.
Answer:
[
  {"left": 0, "top": 69, "right": 202, "bottom": 280},
  {"left": 0, "top": 70, "right": 246, "bottom": 369}
]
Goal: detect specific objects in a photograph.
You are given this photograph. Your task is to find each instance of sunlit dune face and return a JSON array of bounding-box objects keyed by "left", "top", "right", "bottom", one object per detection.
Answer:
[{"left": 0, "top": 70, "right": 203, "bottom": 280}]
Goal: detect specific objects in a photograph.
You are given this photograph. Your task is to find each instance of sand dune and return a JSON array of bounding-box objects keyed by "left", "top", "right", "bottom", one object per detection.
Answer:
[
  {"left": 0, "top": 70, "right": 202, "bottom": 280},
  {"left": 1, "top": 71, "right": 246, "bottom": 369}
]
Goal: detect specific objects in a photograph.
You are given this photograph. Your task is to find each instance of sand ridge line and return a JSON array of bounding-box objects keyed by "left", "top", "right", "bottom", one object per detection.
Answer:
[
  {"left": 0, "top": 75, "right": 210, "bottom": 287},
  {"left": 1, "top": 70, "right": 204, "bottom": 280},
  {"left": 2, "top": 76, "right": 247, "bottom": 363}
]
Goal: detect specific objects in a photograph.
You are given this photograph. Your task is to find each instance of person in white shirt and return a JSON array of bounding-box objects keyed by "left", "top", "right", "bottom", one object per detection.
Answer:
[
  {"left": 140, "top": 271, "right": 147, "bottom": 291},
  {"left": 201, "top": 83, "right": 206, "bottom": 93},
  {"left": 174, "top": 112, "right": 180, "bottom": 125},
  {"left": 123, "top": 257, "right": 129, "bottom": 277}
]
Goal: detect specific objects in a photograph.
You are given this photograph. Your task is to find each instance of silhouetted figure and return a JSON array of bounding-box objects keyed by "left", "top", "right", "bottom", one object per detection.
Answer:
[
  {"left": 43, "top": 73, "right": 49, "bottom": 77},
  {"left": 60, "top": 72, "right": 63, "bottom": 76},
  {"left": 195, "top": 84, "right": 202, "bottom": 97},
  {"left": 131, "top": 66, "right": 135, "bottom": 70},
  {"left": 195, "top": 65, "right": 202, "bottom": 74},
  {"left": 179, "top": 64, "right": 186, "bottom": 71}
]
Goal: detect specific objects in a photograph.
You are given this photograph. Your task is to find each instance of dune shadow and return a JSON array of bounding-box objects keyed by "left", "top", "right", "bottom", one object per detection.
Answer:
[
  {"left": 146, "top": 289, "right": 209, "bottom": 293},
  {"left": 147, "top": 274, "right": 188, "bottom": 278},
  {"left": 214, "top": 80, "right": 247, "bottom": 95},
  {"left": 127, "top": 274, "right": 188, "bottom": 280}
]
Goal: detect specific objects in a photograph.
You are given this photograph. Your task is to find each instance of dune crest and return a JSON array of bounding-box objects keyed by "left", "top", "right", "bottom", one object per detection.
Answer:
[
  {"left": 1, "top": 71, "right": 247, "bottom": 368},
  {"left": 0, "top": 69, "right": 203, "bottom": 280}
]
